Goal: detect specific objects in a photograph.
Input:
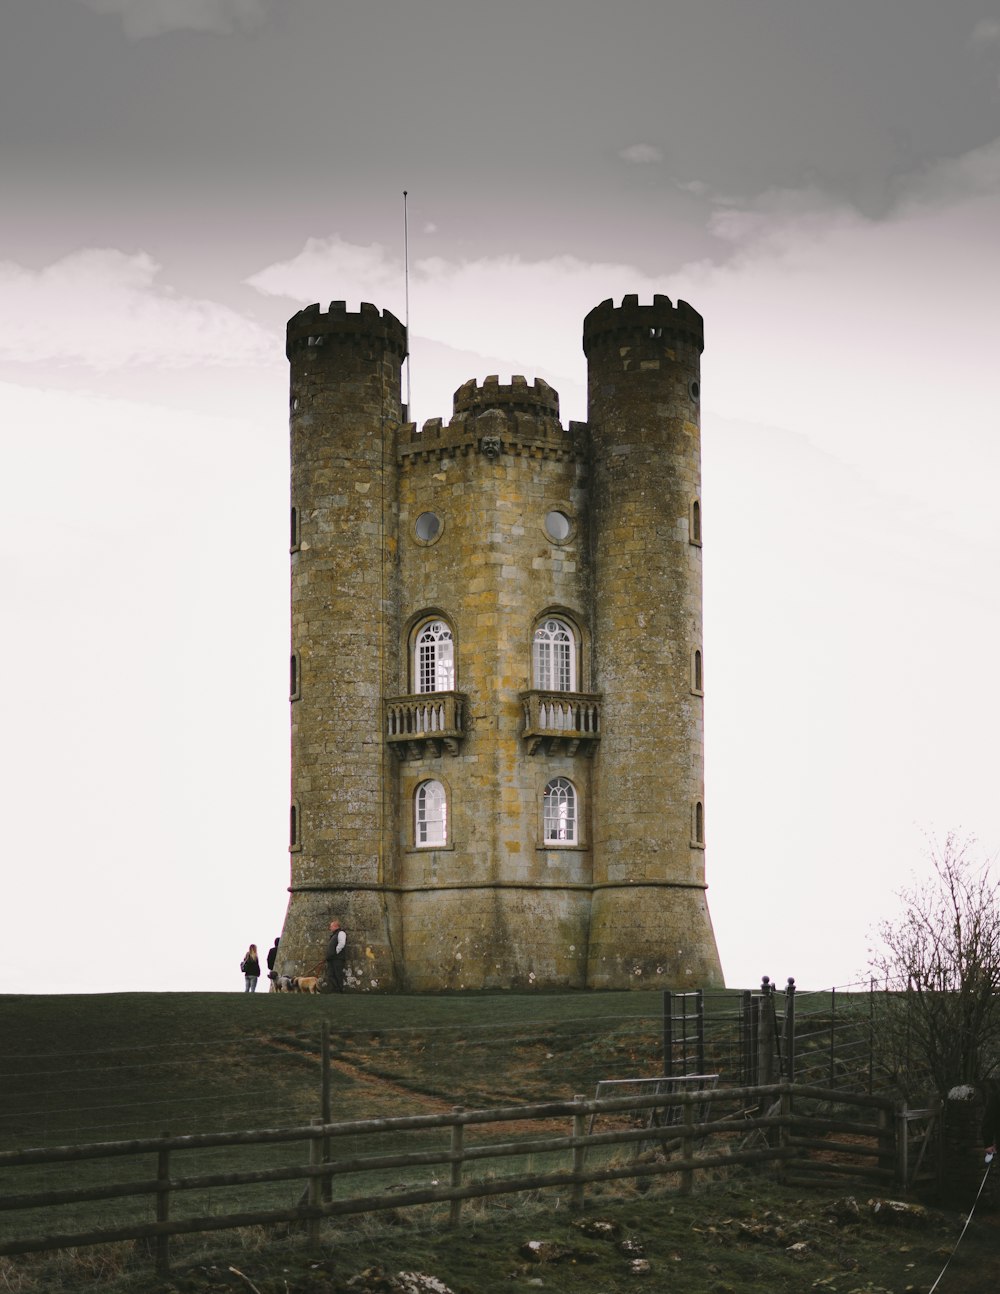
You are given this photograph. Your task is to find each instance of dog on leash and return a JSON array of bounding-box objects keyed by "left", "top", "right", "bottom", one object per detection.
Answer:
[
  {"left": 268, "top": 971, "right": 295, "bottom": 992},
  {"left": 291, "top": 975, "right": 321, "bottom": 994}
]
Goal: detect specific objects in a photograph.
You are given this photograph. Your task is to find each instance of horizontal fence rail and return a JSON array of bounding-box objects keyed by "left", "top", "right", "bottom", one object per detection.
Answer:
[{"left": 0, "top": 1082, "right": 903, "bottom": 1276}]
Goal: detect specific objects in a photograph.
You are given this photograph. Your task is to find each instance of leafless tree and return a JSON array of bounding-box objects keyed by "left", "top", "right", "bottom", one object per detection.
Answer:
[{"left": 869, "top": 833, "right": 1000, "bottom": 1097}]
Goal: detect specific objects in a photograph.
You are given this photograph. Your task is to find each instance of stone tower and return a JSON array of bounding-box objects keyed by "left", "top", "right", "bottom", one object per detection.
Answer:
[{"left": 278, "top": 295, "right": 723, "bottom": 992}]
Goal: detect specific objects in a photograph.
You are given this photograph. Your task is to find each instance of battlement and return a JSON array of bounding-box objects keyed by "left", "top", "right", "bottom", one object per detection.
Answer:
[
  {"left": 397, "top": 398, "right": 580, "bottom": 463},
  {"left": 453, "top": 375, "right": 560, "bottom": 419},
  {"left": 286, "top": 301, "right": 407, "bottom": 360},
  {"left": 582, "top": 294, "right": 703, "bottom": 356}
]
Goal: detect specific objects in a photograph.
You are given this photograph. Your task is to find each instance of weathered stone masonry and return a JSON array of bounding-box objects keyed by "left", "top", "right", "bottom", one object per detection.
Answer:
[{"left": 278, "top": 294, "right": 724, "bottom": 991}]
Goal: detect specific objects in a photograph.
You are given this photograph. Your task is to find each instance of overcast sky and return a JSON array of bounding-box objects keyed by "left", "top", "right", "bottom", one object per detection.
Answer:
[{"left": 2, "top": 0, "right": 999, "bottom": 995}]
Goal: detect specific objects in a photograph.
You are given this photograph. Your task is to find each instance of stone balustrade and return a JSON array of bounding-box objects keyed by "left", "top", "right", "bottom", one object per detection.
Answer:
[
  {"left": 520, "top": 690, "right": 602, "bottom": 756},
  {"left": 385, "top": 692, "right": 466, "bottom": 758}
]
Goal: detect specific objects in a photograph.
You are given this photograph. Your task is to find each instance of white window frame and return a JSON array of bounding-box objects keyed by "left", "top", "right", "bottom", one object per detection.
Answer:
[
  {"left": 543, "top": 777, "right": 578, "bottom": 845},
  {"left": 415, "top": 620, "right": 455, "bottom": 694},
  {"left": 533, "top": 618, "right": 577, "bottom": 692},
  {"left": 415, "top": 779, "right": 448, "bottom": 848}
]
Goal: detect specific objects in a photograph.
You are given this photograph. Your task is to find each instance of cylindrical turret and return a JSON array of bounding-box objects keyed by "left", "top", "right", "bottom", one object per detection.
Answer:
[
  {"left": 584, "top": 294, "right": 722, "bottom": 988},
  {"left": 280, "top": 301, "right": 407, "bottom": 989}
]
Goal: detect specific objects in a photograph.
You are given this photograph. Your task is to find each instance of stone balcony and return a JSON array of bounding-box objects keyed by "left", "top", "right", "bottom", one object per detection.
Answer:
[
  {"left": 385, "top": 692, "right": 466, "bottom": 759},
  {"left": 520, "top": 690, "right": 602, "bottom": 756}
]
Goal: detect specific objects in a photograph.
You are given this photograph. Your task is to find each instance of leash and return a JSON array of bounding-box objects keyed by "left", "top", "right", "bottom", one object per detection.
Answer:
[{"left": 927, "top": 1155, "right": 993, "bottom": 1294}]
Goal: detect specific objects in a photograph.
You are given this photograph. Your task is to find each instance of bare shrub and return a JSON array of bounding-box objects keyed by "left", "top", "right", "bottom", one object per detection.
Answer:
[{"left": 869, "top": 832, "right": 1000, "bottom": 1097}]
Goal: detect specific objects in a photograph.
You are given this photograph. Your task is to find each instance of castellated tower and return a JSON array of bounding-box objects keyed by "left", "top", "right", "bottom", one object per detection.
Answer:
[
  {"left": 584, "top": 295, "right": 718, "bottom": 987},
  {"left": 277, "top": 295, "right": 723, "bottom": 992}
]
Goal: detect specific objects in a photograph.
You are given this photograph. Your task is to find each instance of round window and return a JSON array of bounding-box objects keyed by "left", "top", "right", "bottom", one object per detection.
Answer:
[
  {"left": 414, "top": 512, "right": 441, "bottom": 543},
  {"left": 544, "top": 510, "right": 571, "bottom": 542}
]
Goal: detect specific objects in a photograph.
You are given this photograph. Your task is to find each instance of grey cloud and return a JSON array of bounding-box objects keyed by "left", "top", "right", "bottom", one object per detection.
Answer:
[
  {"left": 75, "top": 0, "right": 270, "bottom": 38},
  {"left": 619, "top": 144, "right": 664, "bottom": 164},
  {"left": 971, "top": 17, "right": 1000, "bottom": 44}
]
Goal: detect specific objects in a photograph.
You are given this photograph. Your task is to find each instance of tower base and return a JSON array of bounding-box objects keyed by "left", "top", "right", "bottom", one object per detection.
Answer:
[{"left": 587, "top": 885, "right": 723, "bottom": 989}]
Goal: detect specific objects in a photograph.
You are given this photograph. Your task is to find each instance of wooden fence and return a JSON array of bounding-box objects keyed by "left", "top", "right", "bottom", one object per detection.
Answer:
[{"left": 0, "top": 1082, "right": 919, "bottom": 1277}]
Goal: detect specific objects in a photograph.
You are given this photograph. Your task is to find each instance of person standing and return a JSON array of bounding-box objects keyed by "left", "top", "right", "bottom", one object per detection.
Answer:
[
  {"left": 241, "top": 944, "right": 261, "bottom": 993},
  {"left": 267, "top": 937, "right": 280, "bottom": 972},
  {"left": 325, "top": 920, "right": 347, "bottom": 993}
]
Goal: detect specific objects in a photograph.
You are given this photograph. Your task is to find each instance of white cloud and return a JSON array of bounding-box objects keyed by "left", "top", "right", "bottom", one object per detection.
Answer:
[
  {"left": 619, "top": 143, "right": 664, "bottom": 164},
  {"left": 75, "top": 0, "right": 270, "bottom": 38},
  {"left": 0, "top": 249, "right": 274, "bottom": 370},
  {"left": 248, "top": 237, "right": 645, "bottom": 404}
]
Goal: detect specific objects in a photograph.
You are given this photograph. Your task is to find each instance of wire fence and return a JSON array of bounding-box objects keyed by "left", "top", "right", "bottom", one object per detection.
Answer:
[{"left": 0, "top": 979, "right": 935, "bottom": 1158}]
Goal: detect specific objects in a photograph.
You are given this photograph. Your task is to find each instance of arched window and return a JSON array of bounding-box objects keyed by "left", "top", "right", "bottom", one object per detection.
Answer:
[
  {"left": 289, "top": 803, "right": 300, "bottom": 851},
  {"left": 415, "top": 780, "right": 448, "bottom": 847},
  {"left": 533, "top": 619, "right": 577, "bottom": 692},
  {"left": 415, "top": 620, "right": 454, "bottom": 693},
  {"left": 691, "top": 648, "right": 703, "bottom": 695},
  {"left": 543, "top": 777, "right": 577, "bottom": 844}
]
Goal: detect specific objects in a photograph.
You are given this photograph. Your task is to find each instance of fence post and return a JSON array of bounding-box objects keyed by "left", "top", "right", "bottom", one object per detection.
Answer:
[
  {"left": 783, "top": 978, "right": 796, "bottom": 1084},
  {"left": 758, "top": 977, "right": 776, "bottom": 1088},
  {"left": 321, "top": 1019, "right": 332, "bottom": 1203},
  {"left": 662, "top": 992, "right": 672, "bottom": 1077},
  {"left": 777, "top": 1090, "right": 792, "bottom": 1183},
  {"left": 895, "top": 1103, "right": 909, "bottom": 1188},
  {"left": 741, "top": 990, "right": 753, "bottom": 1086},
  {"left": 877, "top": 1103, "right": 895, "bottom": 1187},
  {"left": 571, "top": 1095, "right": 587, "bottom": 1211},
  {"left": 869, "top": 977, "right": 876, "bottom": 1096},
  {"left": 449, "top": 1107, "right": 464, "bottom": 1227},
  {"left": 829, "top": 986, "right": 836, "bottom": 1089},
  {"left": 696, "top": 989, "right": 706, "bottom": 1076},
  {"left": 680, "top": 1096, "right": 695, "bottom": 1196},
  {"left": 308, "top": 1118, "right": 322, "bottom": 1250},
  {"left": 155, "top": 1134, "right": 170, "bottom": 1278}
]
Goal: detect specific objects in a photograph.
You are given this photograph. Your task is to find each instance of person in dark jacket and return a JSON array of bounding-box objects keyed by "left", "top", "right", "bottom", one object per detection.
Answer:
[
  {"left": 325, "top": 920, "right": 347, "bottom": 993},
  {"left": 241, "top": 944, "right": 261, "bottom": 993},
  {"left": 266, "top": 937, "right": 279, "bottom": 972}
]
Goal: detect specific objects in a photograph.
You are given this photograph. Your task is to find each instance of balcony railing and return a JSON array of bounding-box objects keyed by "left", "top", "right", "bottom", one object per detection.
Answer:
[
  {"left": 520, "top": 690, "right": 602, "bottom": 756},
  {"left": 385, "top": 692, "right": 466, "bottom": 759}
]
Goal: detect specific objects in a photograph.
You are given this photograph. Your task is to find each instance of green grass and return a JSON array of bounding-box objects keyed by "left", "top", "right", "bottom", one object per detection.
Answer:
[
  {"left": 0, "top": 989, "right": 726, "bottom": 1148},
  {"left": 2, "top": 989, "right": 987, "bottom": 1294}
]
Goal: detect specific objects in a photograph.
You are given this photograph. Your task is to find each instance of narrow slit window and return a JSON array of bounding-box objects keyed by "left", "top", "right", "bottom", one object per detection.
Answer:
[
  {"left": 692, "top": 648, "right": 703, "bottom": 694},
  {"left": 690, "top": 499, "right": 702, "bottom": 546},
  {"left": 693, "top": 800, "right": 705, "bottom": 846},
  {"left": 290, "top": 506, "right": 300, "bottom": 551}
]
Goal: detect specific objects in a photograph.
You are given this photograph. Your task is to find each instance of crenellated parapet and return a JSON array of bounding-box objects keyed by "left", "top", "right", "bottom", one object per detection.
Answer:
[
  {"left": 286, "top": 300, "right": 408, "bottom": 359},
  {"left": 453, "top": 375, "right": 560, "bottom": 420},
  {"left": 583, "top": 293, "right": 703, "bottom": 358},
  {"left": 397, "top": 376, "right": 583, "bottom": 465}
]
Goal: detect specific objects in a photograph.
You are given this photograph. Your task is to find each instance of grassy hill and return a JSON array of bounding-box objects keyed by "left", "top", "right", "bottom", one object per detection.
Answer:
[{"left": 2, "top": 991, "right": 999, "bottom": 1293}]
